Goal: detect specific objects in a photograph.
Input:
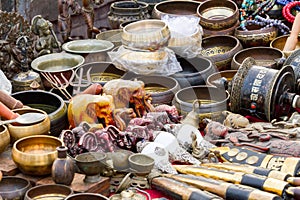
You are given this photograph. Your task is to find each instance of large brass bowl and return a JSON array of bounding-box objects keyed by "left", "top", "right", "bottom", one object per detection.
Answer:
[
  {"left": 152, "top": 0, "right": 201, "bottom": 19},
  {"left": 65, "top": 193, "right": 109, "bottom": 200},
  {"left": 62, "top": 39, "right": 114, "bottom": 63},
  {"left": 24, "top": 184, "right": 73, "bottom": 200},
  {"left": 0, "top": 125, "right": 10, "bottom": 154},
  {"left": 0, "top": 176, "right": 31, "bottom": 200},
  {"left": 270, "top": 34, "right": 300, "bottom": 58},
  {"left": 8, "top": 107, "right": 50, "bottom": 141},
  {"left": 200, "top": 35, "right": 243, "bottom": 71},
  {"left": 121, "top": 19, "right": 170, "bottom": 51},
  {"left": 12, "top": 135, "right": 63, "bottom": 176},
  {"left": 231, "top": 46, "right": 285, "bottom": 70},
  {"left": 197, "top": 0, "right": 239, "bottom": 30},
  {"left": 31, "top": 52, "right": 85, "bottom": 89}
]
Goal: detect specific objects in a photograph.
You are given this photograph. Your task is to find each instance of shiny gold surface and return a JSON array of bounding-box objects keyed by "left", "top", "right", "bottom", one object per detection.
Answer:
[
  {"left": 121, "top": 19, "right": 170, "bottom": 50},
  {"left": 12, "top": 135, "right": 63, "bottom": 176},
  {"left": 0, "top": 125, "right": 10, "bottom": 154},
  {"left": 31, "top": 52, "right": 84, "bottom": 73},
  {"left": 25, "top": 184, "right": 73, "bottom": 200},
  {"left": 8, "top": 108, "right": 50, "bottom": 141}
]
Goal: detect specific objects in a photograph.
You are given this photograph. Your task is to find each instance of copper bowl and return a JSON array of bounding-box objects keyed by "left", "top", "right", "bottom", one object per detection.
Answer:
[
  {"left": 0, "top": 125, "right": 10, "bottom": 154},
  {"left": 231, "top": 46, "right": 285, "bottom": 70},
  {"left": 0, "top": 176, "right": 31, "bottom": 200},
  {"left": 234, "top": 24, "right": 278, "bottom": 48},
  {"left": 200, "top": 35, "right": 243, "bottom": 71},
  {"left": 12, "top": 135, "right": 63, "bottom": 176},
  {"left": 31, "top": 52, "right": 85, "bottom": 89},
  {"left": 75, "top": 152, "right": 107, "bottom": 183},
  {"left": 62, "top": 39, "right": 114, "bottom": 63},
  {"left": 24, "top": 184, "right": 73, "bottom": 200},
  {"left": 152, "top": 0, "right": 201, "bottom": 19},
  {"left": 121, "top": 19, "right": 170, "bottom": 51},
  {"left": 270, "top": 34, "right": 300, "bottom": 58},
  {"left": 65, "top": 193, "right": 109, "bottom": 200},
  {"left": 197, "top": 0, "right": 239, "bottom": 30},
  {"left": 8, "top": 107, "right": 50, "bottom": 141}
]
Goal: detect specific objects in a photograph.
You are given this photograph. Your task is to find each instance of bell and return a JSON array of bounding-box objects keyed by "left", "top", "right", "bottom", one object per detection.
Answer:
[{"left": 181, "top": 99, "right": 201, "bottom": 129}]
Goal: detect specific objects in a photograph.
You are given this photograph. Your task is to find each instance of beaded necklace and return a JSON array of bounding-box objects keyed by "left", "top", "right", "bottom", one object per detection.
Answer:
[{"left": 282, "top": 1, "right": 300, "bottom": 23}]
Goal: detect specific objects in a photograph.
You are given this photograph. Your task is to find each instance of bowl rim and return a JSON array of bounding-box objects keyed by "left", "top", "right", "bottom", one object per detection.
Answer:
[
  {"left": 0, "top": 176, "right": 31, "bottom": 195},
  {"left": 74, "top": 151, "right": 107, "bottom": 163},
  {"left": 128, "top": 153, "right": 155, "bottom": 167},
  {"left": 31, "top": 52, "right": 85, "bottom": 73},
  {"left": 62, "top": 39, "right": 114, "bottom": 54},
  {"left": 12, "top": 135, "right": 63, "bottom": 156},
  {"left": 25, "top": 184, "right": 73, "bottom": 198},
  {"left": 65, "top": 192, "right": 109, "bottom": 200}
]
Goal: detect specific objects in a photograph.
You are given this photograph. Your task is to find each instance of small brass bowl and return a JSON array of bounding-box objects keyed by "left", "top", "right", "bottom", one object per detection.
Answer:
[
  {"left": 152, "top": 0, "right": 201, "bottom": 19},
  {"left": 0, "top": 125, "right": 10, "bottom": 154},
  {"left": 200, "top": 35, "right": 243, "bottom": 71},
  {"left": 234, "top": 24, "right": 278, "bottom": 48},
  {"left": 270, "top": 34, "right": 300, "bottom": 58},
  {"left": 75, "top": 152, "right": 107, "bottom": 183},
  {"left": 24, "top": 184, "right": 73, "bottom": 200},
  {"left": 128, "top": 153, "right": 155, "bottom": 174},
  {"left": 96, "top": 29, "right": 123, "bottom": 48},
  {"left": 121, "top": 19, "right": 170, "bottom": 51},
  {"left": 8, "top": 107, "right": 50, "bottom": 141},
  {"left": 202, "top": 20, "right": 240, "bottom": 37},
  {"left": 0, "top": 176, "right": 31, "bottom": 200},
  {"left": 11, "top": 135, "right": 63, "bottom": 176},
  {"left": 31, "top": 52, "right": 85, "bottom": 89},
  {"left": 197, "top": 0, "right": 239, "bottom": 30},
  {"left": 231, "top": 46, "right": 285, "bottom": 70},
  {"left": 65, "top": 193, "right": 109, "bottom": 200},
  {"left": 62, "top": 39, "right": 114, "bottom": 63}
]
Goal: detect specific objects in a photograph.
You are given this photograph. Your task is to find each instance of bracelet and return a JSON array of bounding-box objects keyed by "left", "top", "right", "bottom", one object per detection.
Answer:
[{"left": 282, "top": 1, "right": 300, "bottom": 23}]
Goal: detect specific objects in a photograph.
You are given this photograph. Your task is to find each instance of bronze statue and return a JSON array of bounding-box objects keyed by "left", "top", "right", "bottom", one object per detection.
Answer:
[
  {"left": 31, "top": 15, "right": 61, "bottom": 57},
  {"left": 82, "top": 0, "right": 101, "bottom": 38},
  {"left": 57, "top": 0, "right": 81, "bottom": 43}
]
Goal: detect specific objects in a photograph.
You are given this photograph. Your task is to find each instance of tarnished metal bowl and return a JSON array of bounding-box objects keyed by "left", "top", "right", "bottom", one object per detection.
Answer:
[
  {"left": 270, "top": 34, "right": 300, "bottom": 58},
  {"left": 12, "top": 135, "right": 63, "bottom": 176},
  {"left": 234, "top": 24, "right": 277, "bottom": 48},
  {"left": 31, "top": 52, "right": 85, "bottom": 89},
  {"left": 8, "top": 107, "right": 50, "bottom": 141},
  {"left": 197, "top": 0, "right": 239, "bottom": 30},
  {"left": 121, "top": 19, "right": 170, "bottom": 51},
  {"left": 0, "top": 125, "right": 10, "bottom": 154},
  {"left": 24, "top": 184, "right": 73, "bottom": 200},
  {"left": 0, "top": 176, "right": 31, "bottom": 200},
  {"left": 152, "top": 0, "right": 201, "bottom": 19},
  {"left": 200, "top": 35, "right": 243, "bottom": 71},
  {"left": 62, "top": 39, "right": 114, "bottom": 63},
  {"left": 128, "top": 153, "right": 155, "bottom": 174},
  {"left": 231, "top": 46, "right": 285, "bottom": 70},
  {"left": 96, "top": 29, "right": 123, "bottom": 48},
  {"left": 65, "top": 193, "right": 109, "bottom": 200}
]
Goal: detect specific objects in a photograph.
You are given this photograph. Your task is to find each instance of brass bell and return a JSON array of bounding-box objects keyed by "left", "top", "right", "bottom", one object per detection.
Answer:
[{"left": 181, "top": 99, "right": 201, "bottom": 129}]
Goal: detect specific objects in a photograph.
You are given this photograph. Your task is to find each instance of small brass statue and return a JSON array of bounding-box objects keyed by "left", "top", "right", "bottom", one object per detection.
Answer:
[
  {"left": 31, "top": 15, "right": 61, "bottom": 57},
  {"left": 58, "top": 0, "right": 81, "bottom": 43},
  {"left": 82, "top": 0, "right": 102, "bottom": 38}
]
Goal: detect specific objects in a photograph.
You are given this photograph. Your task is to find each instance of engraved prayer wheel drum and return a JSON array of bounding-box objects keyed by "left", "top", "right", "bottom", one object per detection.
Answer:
[{"left": 230, "top": 57, "right": 296, "bottom": 121}]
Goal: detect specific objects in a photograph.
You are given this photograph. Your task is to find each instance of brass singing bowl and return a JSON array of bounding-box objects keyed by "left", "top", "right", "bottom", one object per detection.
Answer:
[
  {"left": 168, "top": 25, "right": 202, "bottom": 47},
  {"left": 270, "top": 34, "right": 300, "bottom": 58},
  {"left": 152, "top": 0, "right": 201, "bottom": 19},
  {"left": 231, "top": 46, "right": 285, "bottom": 70},
  {"left": 8, "top": 107, "right": 50, "bottom": 141},
  {"left": 0, "top": 176, "right": 31, "bottom": 200},
  {"left": 24, "top": 184, "right": 73, "bottom": 200},
  {"left": 200, "top": 35, "right": 243, "bottom": 71},
  {"left": 65, "top": 193, "right": 109, "bottom": 200},
  {"left": 0, "top": 125, "right": 10, "bottom": 154},
  {"left": 197, "top": 0, "right": 239, "bottom": 30},
  {"left": 234, "top": 24, "right": 278, "bottom": 48},
  {"left": 75, "top": 152, "right": 107, "bottom": 183},
  {"left": 62, "top": 39, "right": 114, "bottom": 63},
  {"left": 11, "top": 135, "right": 63, "bottom": 176},
  {"left": 121, "top": 19, "right": 170, "bottom": 51},
  {"left": 31, "top": 52, "right": 85, "bottom": 89}
]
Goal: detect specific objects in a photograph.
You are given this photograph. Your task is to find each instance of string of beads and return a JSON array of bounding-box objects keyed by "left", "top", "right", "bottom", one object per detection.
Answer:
[{"left": 282, "top": 1, "right": 300, "bottom": 23}]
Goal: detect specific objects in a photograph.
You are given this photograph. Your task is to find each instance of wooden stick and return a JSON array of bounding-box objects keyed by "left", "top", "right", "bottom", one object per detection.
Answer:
[
  {"left": 283, "top": 13, "right": 300, "bottom": 52},
  {"left": 0, "top": 101, "right": 19, "bottom": 120}
]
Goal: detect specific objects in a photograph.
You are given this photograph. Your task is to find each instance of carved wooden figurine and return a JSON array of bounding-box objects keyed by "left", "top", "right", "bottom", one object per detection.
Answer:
[{"left": 82, "top": 0, "right": 101, "bottom": 38}]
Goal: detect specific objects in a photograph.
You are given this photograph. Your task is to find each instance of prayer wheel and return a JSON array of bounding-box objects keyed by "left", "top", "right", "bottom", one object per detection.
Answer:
[{"left": 230, "top": 57, "right": 300, "bottom": 121}]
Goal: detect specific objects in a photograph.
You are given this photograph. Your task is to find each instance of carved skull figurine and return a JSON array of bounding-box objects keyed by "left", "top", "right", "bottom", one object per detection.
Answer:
[{"left": 103, "top": 79, "right": 155, "bottom": 130}]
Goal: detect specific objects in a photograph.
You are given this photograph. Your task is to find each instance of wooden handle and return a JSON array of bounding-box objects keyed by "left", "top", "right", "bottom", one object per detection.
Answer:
[
  {"left": 283, "top": 13, "right": 300, "bottom": 52},
  {"left": 0, "top": 101, "right": 19, "bottom": 120},
  {"left": 0, "top": 90, "right": 23, "bottom": 109}
]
